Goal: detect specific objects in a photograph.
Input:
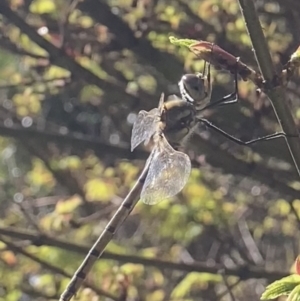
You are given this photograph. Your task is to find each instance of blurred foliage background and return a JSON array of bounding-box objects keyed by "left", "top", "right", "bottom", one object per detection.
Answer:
[{"left": 0, "top": 0, "right": 299, "bottom": 300}]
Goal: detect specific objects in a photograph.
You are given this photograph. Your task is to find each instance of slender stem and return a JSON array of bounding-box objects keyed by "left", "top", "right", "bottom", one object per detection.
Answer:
[{"left": 238, "top": 0, "right": 300, "bottom": 177}]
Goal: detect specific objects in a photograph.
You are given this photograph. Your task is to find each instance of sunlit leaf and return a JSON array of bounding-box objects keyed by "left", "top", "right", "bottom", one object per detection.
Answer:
[
  {"left": 171, "top": 272, "right": 222, "bottom": 298},
  {"left": 30, "top": 0, "right": 56, "bottom": 14},
  {"left": 57, "top": 156, "right": 82, "bottom": 170},
  {"left": 85, "top": 178, "right": 116, "bottom": 202},
  {"left": 120, "top": 263, "right": 144, "bottom": 276},
  {"left": 44, "top": 66, "right": 71, "bottom": 80},
  {"left": 169, "top": 36, "right": 198, "bottom": 48},
  {"left": 146, "top": 290, "right": 165, "bottom": 301},
  {"left": 288, "top": 285, "right": 300, "bottom": 301},
  {"left": 80, "top": 85, "right": 103, "bottom": 102},
  {"left": 26, "top": 159, "right": 56, "bottom": 190},
  {"left": 55, "top": 196, "right": 82, "bottom": 214},
  {"left": 290, "top": 46, "right": 300, "bottom": 65},
  {"left": 261, "top": 275, "right": 300, "bottom": 300}
]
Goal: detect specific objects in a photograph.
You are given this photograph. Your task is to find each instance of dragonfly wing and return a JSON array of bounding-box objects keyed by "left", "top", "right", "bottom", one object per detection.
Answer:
[
  {"left": 141, "top": 137, "right": 191, "bottom": 205},
  {"left": 131, "top": 108, "right": 160, "bottom": 151}
]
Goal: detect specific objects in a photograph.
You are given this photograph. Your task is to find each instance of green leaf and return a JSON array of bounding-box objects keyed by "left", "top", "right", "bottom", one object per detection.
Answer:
[
  {"left": 261, "top": 275, "right": 300, "bottom": 300},
  {"left": 169, "top": 36, "right": 198, "bottom": 48},
  {"left": 288, "top": 285, "right": 300, "bottom": 301}
]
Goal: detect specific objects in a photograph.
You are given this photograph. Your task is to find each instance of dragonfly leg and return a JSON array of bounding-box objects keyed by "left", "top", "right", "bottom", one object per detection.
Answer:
[
  {"left": 215, "top": 57, "right": 240, "bottom": 107},
  {"left": 198, "top": 58, "right": 240, "bottom": 112},
  {"left": 201, "top": 60, "right": 212, "bottom": 99},
  {"left": 197, "top": 118, "right": 298, "bottom": 145}
]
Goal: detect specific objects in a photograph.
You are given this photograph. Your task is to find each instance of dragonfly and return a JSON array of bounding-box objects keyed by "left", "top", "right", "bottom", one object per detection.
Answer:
[
  {"left": 59, "top": 67, "right": 213, "bottom": 301},
  {"left": 59, "top": 63, "right": 290, "bottom": 301}
]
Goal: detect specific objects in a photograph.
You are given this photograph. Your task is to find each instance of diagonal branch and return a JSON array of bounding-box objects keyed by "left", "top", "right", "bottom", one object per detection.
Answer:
[
  {"left": 238, "top": 0, "right": 300, "bottom": 177},
  {"left": 0, "top": 123, "right": 148, "bottom": 160},
  {"left": 0, "top": 3, "right": 146, "bottom": 105},
  {"left": 0, "top": 226, "right": 291, "bottom": 281}
]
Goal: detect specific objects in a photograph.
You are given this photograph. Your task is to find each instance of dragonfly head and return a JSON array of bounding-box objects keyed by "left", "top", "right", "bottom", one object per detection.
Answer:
[{"left": 178, "top": 73, "right": 211, "bottom": 109}]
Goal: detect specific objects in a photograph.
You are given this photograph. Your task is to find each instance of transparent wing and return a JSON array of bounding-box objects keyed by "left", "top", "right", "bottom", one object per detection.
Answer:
[
  {"left": 131, "top": 108, "right": 159, "bottom": 151},
  {"left": 141, "top": 136, "right": 191, "bottom": 205},
  {"left": 131, "top": 93, "right": 166, "bottom": 151}
]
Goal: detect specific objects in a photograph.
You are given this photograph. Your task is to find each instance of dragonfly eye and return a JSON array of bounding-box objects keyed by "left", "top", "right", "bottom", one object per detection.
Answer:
[{"left": 179, "top": 74, "right": 206, "bottom": 104}]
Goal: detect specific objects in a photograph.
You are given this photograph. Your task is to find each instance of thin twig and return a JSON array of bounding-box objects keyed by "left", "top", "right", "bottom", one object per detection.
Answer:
[
  {"left": 216, "top": 279, "right": 242, "bottom": 300},
  {"left": 13, "top": 200, "right": 41, "bottom": 232},
  {"left": 220, "top": 270, "right": 236, "bottom": 301},
  {"left": 0, "top": 122, "right": 148, "bottom": 160}
]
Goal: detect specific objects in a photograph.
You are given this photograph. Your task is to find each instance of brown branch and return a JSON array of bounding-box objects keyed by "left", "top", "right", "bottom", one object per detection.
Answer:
[
  {"left": 0, "top": 236, "right": 118, "bottom": 301},
  {"left": 0, "top": 122, "right": 148, "bottom": 160},
  {"left": 0, "top": 226, "right": 290, "bottom": 281},
  {"left": 13, "top": 200, "right": 41, "bottom": 232},
  {"left": 238, "top": 0, "right": 300, "bottom": 177}
]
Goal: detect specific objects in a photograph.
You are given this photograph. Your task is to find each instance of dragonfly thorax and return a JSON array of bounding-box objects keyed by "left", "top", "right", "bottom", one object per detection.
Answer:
[{"left": 161, "top": 99, "right": 196, "bottom": 147}]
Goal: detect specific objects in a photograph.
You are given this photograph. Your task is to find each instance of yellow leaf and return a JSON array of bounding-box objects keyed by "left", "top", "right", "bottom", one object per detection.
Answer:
[
  {"left": 146, "top": 290, "right": 165, "bottom": 301},
  {"left": 30, "top": 0, "right": 56, "bottom": 14},
  {"left": 120, "top": 263, "right": 144, "bottom": 276},
  {"left": 55, "top": 196, "right": 82, "bottom": 214},
  {"left": 26, "top": 159, "right": 55, "bottom": 188},
  {"left": 44, "top": 65, "right": 71, "bottom": 80},
  {"left": 185, "top": 183, "right": 207, "bottom": 199},
  {"left": 85, "top": 178, "right": 116, "bottom": 202}
]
